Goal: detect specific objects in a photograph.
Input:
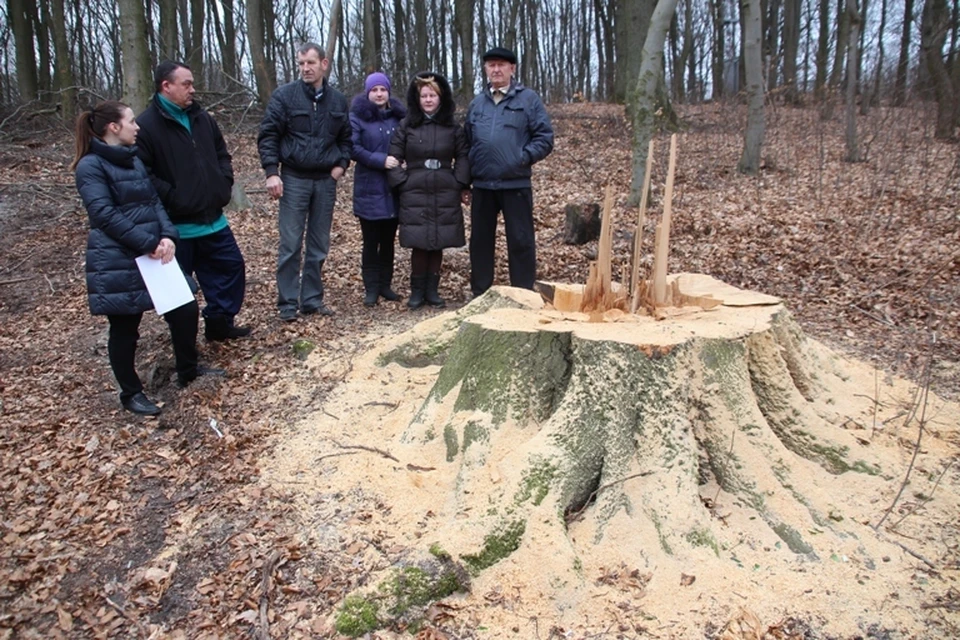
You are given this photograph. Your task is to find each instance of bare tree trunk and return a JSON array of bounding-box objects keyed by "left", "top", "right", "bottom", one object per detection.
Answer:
[
  {"left": 739, "top": 0, "right": 765, "bottom": 174},
  {"left": 829, "top": 0, "right": 849, "bottom": 88},
  {"left": 921, "top": 0, "right": 957, "bottom": 139},
  {"left": 393, "top": 0, "right": 407, "bottom": 82},
  {"left": 628, "top": 0, "right": 680, "bottom": 205},
  {"left": 711, "top": 0, "right": 725, "bottom": 100},
  {"left": 893, "top": 0, "right": 914, "bottom": 104},
  {"left": 247, "top": 0, "right": 274, "bottom": 105},
  {"left": 158, "top": 0, "right": 178, "bottom": 61},
  {"left": 814, "top": 0, "right": 830, "bottom": 98},
  {"left": 455, "top": 0, "right": 475, "bottom": 99},
  {"left": 328, "top": 0, "right": 343, "bottom": 77},
  {"left": 362, "top": 0, "right": 378, "bottom": 72},
  {"left": 118, "top": 0, "right": 153, "bottom": 113},
  {"left": 845, "top": 0, "right": 862, "bottom": 161},
  {"left": 8, "top": 0, "right": 39, "bottom": 102},
  {"left": 414, "top": 0, "right": 428, "bottom": 70},
  {"left": 615, "top": 0, "right": 655, "bottom": 103},
  {"left": 782, "top": 0, "right": 801, "bottom": 103},
  {"left": 50, "top": 0, "right": 75, "bottom": 120},
  {"left": 188, "top": 0, "right": 204, "bottom": 83},
  {"left": 34, "top": 2, "right": 52, "bottom": 100},
  {"left": 765, "top": 0, "right": 781, "bottom": 91},
  {"left": 870, "top": 0, "right": 888, "bottom": 106}
]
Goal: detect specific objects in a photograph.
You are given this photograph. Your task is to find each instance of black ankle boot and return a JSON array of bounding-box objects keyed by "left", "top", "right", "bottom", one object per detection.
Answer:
[
  {"left": 362, "top": 267, "right": 380, "bottom": 307},
  {"left": 379, "top": 263, "right": 400, "bottom": 301},
  {"left": 425, "top": 273, "right": 446, "bottom": 308},
  {"left": 408, "top": 275, "right": 427, "bottom": 309}
]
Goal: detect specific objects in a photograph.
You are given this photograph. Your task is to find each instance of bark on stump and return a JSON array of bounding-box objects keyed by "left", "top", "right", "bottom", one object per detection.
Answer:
[{"left": 397, "top": 277, "right": 884, "bottom": 576}]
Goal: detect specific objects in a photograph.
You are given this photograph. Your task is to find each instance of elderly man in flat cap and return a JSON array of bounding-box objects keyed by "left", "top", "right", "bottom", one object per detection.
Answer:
[{"left": 464, "top": 46, "right": 554, "bottom": 297}]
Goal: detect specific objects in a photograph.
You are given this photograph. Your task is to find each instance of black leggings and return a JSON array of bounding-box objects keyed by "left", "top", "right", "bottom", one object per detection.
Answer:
[
  {"left": 107, "top": 301, "right": 199, "bottom": 400},
  {"left": 410, "top": 249, "right": 442, "bottom": 276},
  {"left": 359, "top": 218, "right": 398, "bottom": 271}
]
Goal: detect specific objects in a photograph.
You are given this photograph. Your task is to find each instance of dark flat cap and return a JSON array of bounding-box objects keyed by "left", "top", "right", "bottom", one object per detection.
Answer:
[{"left": 482, "top": 47, "right": 517, "bottom": 64}]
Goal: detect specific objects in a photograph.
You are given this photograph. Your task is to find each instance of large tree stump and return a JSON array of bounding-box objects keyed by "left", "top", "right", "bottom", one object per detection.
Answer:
[{"left": 399, "top": 276, "right": 885, "bottom": 575}]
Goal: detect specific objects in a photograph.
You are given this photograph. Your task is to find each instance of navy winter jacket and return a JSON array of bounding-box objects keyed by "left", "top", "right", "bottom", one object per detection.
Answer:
[
  {"left": 135, "top": 96, "right": 234, "bottom": 225},
  {"left": 75, "top": 139, "right": 179, "bottom": 316},
  {"left": 258, "top": 79, "right": 352, "bottom": 179},
  {"left": 464, "top": 81, "right": 554, "bottom": 189},
  {"left": 349, "top": 95, "right": 405, "bottom": 221}
]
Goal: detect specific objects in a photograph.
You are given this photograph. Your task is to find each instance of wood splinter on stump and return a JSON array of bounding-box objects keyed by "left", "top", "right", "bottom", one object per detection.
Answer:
[{"left": 542, "top": 134, "right": 721, "bottom": 320}]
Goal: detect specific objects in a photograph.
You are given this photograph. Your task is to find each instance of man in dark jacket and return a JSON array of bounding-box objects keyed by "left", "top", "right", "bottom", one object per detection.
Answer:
[
  {"left": 136, "top": 61, "right": 251, "bottom": 341},
  {"left": 465, "top": 47, "right": 554, "bottom": 297},
  {"left": 257, "top": 43, "right": 352, "bottom": 320}
]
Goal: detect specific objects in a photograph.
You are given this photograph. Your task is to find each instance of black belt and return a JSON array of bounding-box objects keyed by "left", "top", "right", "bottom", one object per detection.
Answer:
[{"left": 408, "top": 159, "right": 451, "bottom": 170}]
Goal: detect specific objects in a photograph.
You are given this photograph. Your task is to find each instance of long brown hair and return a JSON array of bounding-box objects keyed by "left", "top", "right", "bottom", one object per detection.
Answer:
[{"left": 70, "top": 100, "right": 129, "bottom": 171}]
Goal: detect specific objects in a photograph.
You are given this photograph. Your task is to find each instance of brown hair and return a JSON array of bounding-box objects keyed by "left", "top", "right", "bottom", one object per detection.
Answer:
[
  {"left": 70, "top": 100, "right": 128, "bottom": 171},
  {"left": 414, "top": 75, "right": 442, "bottom": 98}
]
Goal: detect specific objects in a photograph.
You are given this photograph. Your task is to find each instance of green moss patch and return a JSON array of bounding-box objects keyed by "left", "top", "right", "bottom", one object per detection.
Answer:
[{"left": 462, "top": 521, "right": 526, "bottom": 575}]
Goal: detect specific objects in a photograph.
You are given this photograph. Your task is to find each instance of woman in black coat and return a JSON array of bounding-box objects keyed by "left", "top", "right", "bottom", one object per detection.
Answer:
[
  {"left": 388, "top": 72, "right": 470, "bottom": 309},
  {"left": 72, "top": 101, "right": 212, "bottom": 416}
]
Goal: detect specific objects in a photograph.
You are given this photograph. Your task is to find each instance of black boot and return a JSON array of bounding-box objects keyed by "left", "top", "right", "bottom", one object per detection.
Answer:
[
  {"left": 205, "top": 316, "right": 251, "bottom": 341},
  {"left": 408, "top": 275, "right": 427, "bottom": 309},
  {"left": 362, "top": 267, "right": 380, "bottom": 307},
  {"left": 379, "top": 262, "right": 401, "bottom": 301},
  {"left": 425, "top": 273, "right": 446, "bottom": 308}
]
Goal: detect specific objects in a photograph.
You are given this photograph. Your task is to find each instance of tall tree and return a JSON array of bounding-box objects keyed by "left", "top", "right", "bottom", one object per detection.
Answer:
[
  {"left": 188, "top": 0, "right": 204, "bottom": 82},
  {"left": 782, "top": 0, "right": 801, "bottom": 102},
  {"left": 628, "top": 0, "right": 681, "bottom": 204},
  {"left": 765, "top": 0, "right": 781, "bottom": 91},
  {"left": 921, "top": 0, "right": 957, "bottom": 138},
  {"left": 50, "top": 0, "right": 76, "bottom": 121},
  {"left": 845, "top": 0, "right": 862, "bottom": 160},
  {"left": 814, "top": 0, "right": 830, "bottom": 97},
  {"left": 8, "top": 0, "right": 39, "bottom": 102},
  {"left": 711, "top": 0, "right": 725, "bottom": 100},
  {"left": 117, "top": 0, "right": 153, "bottom": 112},
  {"left": 615, "top": 0, "right": 655, "bottom": 103},
  {"left": 361, "top": 0, "right": 378, "bottom": 72},
  {"left": 739, "top": 0, "right": 764, "bottom": 174},
  {"left": 455, "top": 0, "right": 475, "bottom": 99},
  {"left": 893, "top": 0, "right": 914, "bottom": 104},
  {"left": 158, "top": 0, "right": 179, "bottom": 61},
  {"left": 247, "top": 0, "right": 275, "bottom": 104}
]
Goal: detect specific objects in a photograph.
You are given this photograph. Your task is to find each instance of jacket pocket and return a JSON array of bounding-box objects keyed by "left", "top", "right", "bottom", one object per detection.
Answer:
[{"left": 289, "top": 111, "right": 312, "bottom": 133}]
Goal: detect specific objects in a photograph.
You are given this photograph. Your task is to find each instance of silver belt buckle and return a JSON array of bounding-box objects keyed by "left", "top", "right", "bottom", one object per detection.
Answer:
[{"left": 424, "top": 158, "right": 441, "bottom": 170}]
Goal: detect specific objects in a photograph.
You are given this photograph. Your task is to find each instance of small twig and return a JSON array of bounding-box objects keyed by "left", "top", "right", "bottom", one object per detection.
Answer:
[
  {"left": 258, "top": 549, "right": 283, "bottom": 640},
  {"left": 315, "top": 451, "right": 359, "bottom": 462},
  {"left": 565, "top": 471, "right": 654, "bottom": 523},
  {"left": 849, "top": 304, "right": 897, "bottom": 328},
  {"left": 102, "top": 593, "right": 149, "bottom": 636},
  {"left": 332, "top": 440, "right": 400, "bottom": 463},
  {"left": 0, "top": 255, "right": 31, "bottom": 274},
  {"left": 887, "top": 460, "right": 953, "bottom": 531},
  {"left": 42, "top": 273, "right": 55, "bottom": 294},
  {"left": 0, "top": 275, "right": 35, "bottom": 286},
  {"left": 874, "top": 334, "right": 935, "bottom": 530},
  {"left": 363, "top": 401, "right": 400, "bottom": 411},
  {"left": 884, "top": 536, "right": 938, "bottom": 570},
  {"left": 321, "top": 407, "right": 340, "bottom": 420}
]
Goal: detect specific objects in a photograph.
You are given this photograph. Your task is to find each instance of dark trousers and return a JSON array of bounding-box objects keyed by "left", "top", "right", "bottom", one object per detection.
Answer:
[
  {"left": 359, "top": 217, "right": 398, "bottom": 273},
  {"left": 411, "top": 249, "right": 442, "bottom": 276},
  {"left": 176, "top": 227, "right": 246, "bottom": 320},
  {"left": 469, "top": 187, "right": 536, "bottom": 295},
  {"left": 107, "top": 301, "right": 199, "bottom": 401}
]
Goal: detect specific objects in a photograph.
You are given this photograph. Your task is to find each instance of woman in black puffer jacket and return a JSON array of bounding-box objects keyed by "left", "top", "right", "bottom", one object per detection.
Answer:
[
  {"left": 388, "top": 72, "right": 470, "bottom": 309},
  {"left": 72, "top": 101, "right": 209, "bottom": 416}
]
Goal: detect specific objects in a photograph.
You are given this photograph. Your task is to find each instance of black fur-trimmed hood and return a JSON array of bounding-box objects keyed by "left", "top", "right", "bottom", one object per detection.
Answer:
[
  {"left": 404, "top": 71, "right": 456, "bottom": 127},
  {"left": 350, "top": 94, "right": 406, "bottom": 122}
]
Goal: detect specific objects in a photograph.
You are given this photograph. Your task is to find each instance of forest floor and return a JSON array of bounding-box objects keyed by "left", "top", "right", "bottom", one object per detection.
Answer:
[{"left": 0, "top": 100, "right": 957, "bottom": 639}]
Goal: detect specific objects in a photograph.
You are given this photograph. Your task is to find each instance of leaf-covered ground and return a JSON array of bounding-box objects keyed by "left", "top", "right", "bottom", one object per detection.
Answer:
[{"left": 0, "top": 100, "right": 957, "bottom": 638}]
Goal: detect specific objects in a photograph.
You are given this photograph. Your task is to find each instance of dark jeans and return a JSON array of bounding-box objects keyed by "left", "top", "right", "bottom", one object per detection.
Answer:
[
  {"left": 359, "top": 217, "right": 398, "bottom": 273},
  {"left": 469, "top": 187, "right": 536, "bottom": 295},
  {"left": 107, "top": 301, "right": 199, "bottom": 401},
  {"left": 277, "top": 173, "right": 336, "bottom": 312},
  {"left": 176, "top": 227, "right": 246, "bottom": 320},
  {"left": 411, "top": 249, "right": 442, "bottom": 276}
]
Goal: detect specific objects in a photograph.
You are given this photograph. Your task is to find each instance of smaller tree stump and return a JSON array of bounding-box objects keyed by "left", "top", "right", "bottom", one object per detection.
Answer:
[{"left": 562, "top": 203, "right": 601, "bottom": 245}]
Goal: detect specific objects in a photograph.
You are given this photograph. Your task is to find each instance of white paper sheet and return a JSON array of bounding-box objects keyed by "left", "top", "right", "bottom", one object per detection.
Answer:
[{"left": 135, "top": 255, "right": 195, "bottom": 315}]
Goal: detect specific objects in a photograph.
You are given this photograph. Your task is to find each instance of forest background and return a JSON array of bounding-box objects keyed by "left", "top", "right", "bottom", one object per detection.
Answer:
[{"left": 0, "top": 0, "right": 959, "bottom": 637}]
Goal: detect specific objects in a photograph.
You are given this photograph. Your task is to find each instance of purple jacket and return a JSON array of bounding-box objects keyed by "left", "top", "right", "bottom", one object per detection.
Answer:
[{"left": 350, "top": 95, "right": 406, "bottom": 220}]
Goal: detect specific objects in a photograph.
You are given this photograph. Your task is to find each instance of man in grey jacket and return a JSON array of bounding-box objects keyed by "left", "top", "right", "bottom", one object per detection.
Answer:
[
  {"left": 465, "top": 47, "right": 554, "bottom": 297},
  {"left": 257, "top": 43, "right": 351, "bottom": 320}
]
